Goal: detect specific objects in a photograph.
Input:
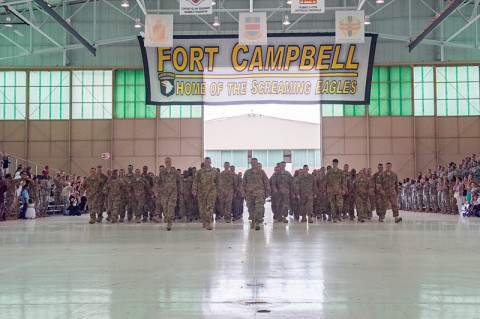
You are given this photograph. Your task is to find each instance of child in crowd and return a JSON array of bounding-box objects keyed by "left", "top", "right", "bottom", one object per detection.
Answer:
[{"left": 25, "top": 199, "right": 36, "bottom": 219}]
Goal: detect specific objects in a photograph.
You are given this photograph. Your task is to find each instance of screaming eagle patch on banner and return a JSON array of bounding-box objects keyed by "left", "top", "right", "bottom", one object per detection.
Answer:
[{"left": 139, "top": 32, "right": 377, "bottom": 106}]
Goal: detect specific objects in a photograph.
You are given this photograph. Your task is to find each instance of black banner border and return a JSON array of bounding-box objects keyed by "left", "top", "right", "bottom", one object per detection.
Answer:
[{"left": 138, "top": 32, "right": 378, "bottom": 106}]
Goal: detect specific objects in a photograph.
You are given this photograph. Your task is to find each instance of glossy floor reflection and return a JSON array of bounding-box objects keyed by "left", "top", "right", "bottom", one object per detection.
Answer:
[{"left": 1, "top": 205, "right": 480, "bottom": 319}]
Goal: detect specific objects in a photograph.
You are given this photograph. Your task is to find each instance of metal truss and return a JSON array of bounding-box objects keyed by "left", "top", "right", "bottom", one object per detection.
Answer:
[{"left": 0, "top": 0, "right": 479, "bottom": 63}]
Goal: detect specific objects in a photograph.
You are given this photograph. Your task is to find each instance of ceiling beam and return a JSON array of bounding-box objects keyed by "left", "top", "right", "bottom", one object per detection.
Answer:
[
  {"left": 32, "top": 0, "right": 96, "bottom": 55},
  {"left": 408, "top": 0, "right": 463, "bottom": 52}
]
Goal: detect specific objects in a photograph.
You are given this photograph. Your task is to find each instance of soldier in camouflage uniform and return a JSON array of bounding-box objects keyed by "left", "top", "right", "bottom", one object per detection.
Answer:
[
  {"left": 81, "top": 168, "right": 100, "bottom": 224},
  {"left": 295, "top": 165, "right": 317, "bottom": 223},
  {"left": 192, "top": 157, "right": 219, "bottom": 230},
  {"left": 423, "top": 179, "right": 431, "bottom": 212},
  {"left": 53, "top": 171, "right": 65, "bottom": 206},
  {"left": 127, "top": 169, "right": 148, "bottom": 223},
  {"left": 125, "top": 165, "right": 136, "bottom": 221},
  {"left": 366, "top": 168, "right": 375, "bottom": 219},
  {"left": 38, "top": 172, "right": 52, "bottom": 217},
  {"left": 354, "top": 169, "right": 371, "bottom": 222},
  {"left": 376, "top": 162, "right": 402, "bottom": 223},
  {"left": 372, "top": 164, "right": 385, "bottom": 218},
  {"left": 29, "top": 176, "right": 39, "bottom": 212},
  {"left": 141, "top": 166, "right": 155, "bottom": 222},
  {"left": 118, "top": 169, "right": 128, "bottom": 222},
  {"left": 416, "top": 179, "right": 424, "bottom": 212},
  {"left": 291, "top": 170, "right": 300, "bottom": 221},
  {"left": 95, "top": 166, "right": 108, "bottom": 222},
  {"left": 154, "top": 157, "right": 182, "bottom": 230},
  {"left": 429, "top": 175, "right": 438, "bottom": 213},
  {"left": 218, "top": 162, "right": 237, "bottom": 223},
  {"left": 102, "top": 169, "right": 126, "bottom": 223},
  {"left": 271, "top": 161, "right": 293, "bottom": 223},
  {"left": 342, "top": 164, "right": 353, "bottom": 220},
  {"left": 269, "top": 164, "right": 280, "bottom": 221},
  {"left": 325, "top": 159, "right": 346, "bottom": 223},
  {"left": 243, "top": 158, "right": 270, "bottom": 230},
  {"left": 314, "top": 167, "right": 328, "bottom": 221},
  {"left": 180, "top": 170, "right": 193, "bottom": 222},
  {"left": 233, "top": 170, "right": 244, "bottom": 221}
]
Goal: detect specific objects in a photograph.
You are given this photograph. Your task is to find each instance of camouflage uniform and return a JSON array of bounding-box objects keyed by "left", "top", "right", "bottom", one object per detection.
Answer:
[
  {"left": 125, "top": 172, "right": 136, "bottom": 220},
  {"left": 218, "top": 169, "right": 237, "bottom": 222},
  {"left": 29, "top": 181, "right": 39, "bottom": 208},
  {"left": 423, "top": 183, "right": 431, "bottom": 212},
  {"left": 271, "top": 170, "right": 293, "bottom": 221},
  {"left": 325, "top": 168, "right": 346, "bottom": 221},
  {"left": 269, "top": 172, "right": 278, "bottom": 220},
  {"left": 103, "top": 177, "right": 126, "bottom": 222},
  {"left": 128, "top": 176, "right": 148, "bottom": 221},
  {"left": 354, "top": 175, "right": 370, "bottom": 221},
  {"left": 343, "top": 173, "right": 355, "bottom": 219},
  {"left": 155, "top": 167, "right": 182, "bottom": 224},
  {"left": 180, "top": 176, "right": 194, "bottom": 220},
  {"left": 243, "top": 167, "right": 270, "bottom": 226},
  {"left": 372, "top": 171, "right": 384, "bottom": 217},
  {"left": 314, "top": 174, "right": 327, "bottom": 219},
  {"left": 96, "top": 173, "right": 108, "bottom": 219},
  {"left": 38, "top": 178, "right": 52, "bottom": 217},
  {"left": 192, "top": 167, "right": 219, "bottom": 224},
  {"left": 377, "top": 170, "right": 400, "bottom": 220},
  {"left": 429, "top": 179, "right": 438, "bottom": 212},
  {"left": 416, "top": 182, "right": 424, "bottom": 211},
  {"left": 295, "top": 173, "right": 317, "bottom": 221},
  {"left": 141, "top": 172, "right": 155, "bottom": 220},
  {"left": 53, "top": 176, "right": 64, "bottom": 206},
  {"left": 233, "top": 174, "right": 244, "bottom": 220}
]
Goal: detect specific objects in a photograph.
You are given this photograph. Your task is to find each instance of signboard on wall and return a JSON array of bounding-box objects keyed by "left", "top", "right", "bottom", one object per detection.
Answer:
[
  {"left": 139, "top": 33, "right": 377, "bottom": 105},
  {"left": 291, "top": 0, "right": 325, "bottom": 14}
]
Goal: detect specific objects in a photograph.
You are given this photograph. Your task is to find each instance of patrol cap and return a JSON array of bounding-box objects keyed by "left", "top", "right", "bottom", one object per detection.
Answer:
[{"left": 332, "top": 159, "right": 339, "bottom": 163}]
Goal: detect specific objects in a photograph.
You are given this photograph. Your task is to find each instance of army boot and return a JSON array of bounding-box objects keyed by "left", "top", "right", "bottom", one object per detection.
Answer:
[
  {"left": 119, "top": 217, "right": 124, "bottom": 223},
  {"left": 206, "top": 223, "right": 213, "bottom": 230},
  {"left": 379, "top": 216, "right": 384, "bottom": 222},
  {"left": 142, "top": 216, "right": 148, "bottom": 222},
  {"left": 282, "top": 216, "right": 288, "bottom": 223},
  {"left": 167, "top": 222, "right": 172, "bottom": 231},
  {"left": 136, "top": 217, "right": 141, "bottom": 223},
  {"left": 111, "top": 216, "right": 117, "bottom": 223},
  {"left": 89, "top": 218, "right": 95, "bottom": 224},
  {"left": 255, "top": 222, "right": 261, "bottom": 231},
  {"left": 395, "top": 216, "right": 403, "bottom": 223},
  {"left": 308, "top": 216, "right": 313, "bottom": 223}
]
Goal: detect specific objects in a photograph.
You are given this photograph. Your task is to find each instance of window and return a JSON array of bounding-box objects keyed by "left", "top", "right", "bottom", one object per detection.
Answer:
[
  {"left": 114, "top": 69, "right": 156, "bottom": 118},
  {"left": 72, "top": 70, "right": 112, "bottom": 119},
  {"left": 267, "top": 150, "right": 283, "bottom": 167},
  {"left": 413, "top": 67, "right": 435, "bottom": 116},
  {"left": 204, "top": 150, "right": 221, "bottom": 168},
  {"left": 0, "top": 71, "right": 26, "bottom": 120},
  {"left": 29, "top": 71, "right": 70, "bottom": 120},
  {"left": 252, "top": 150, "right": 267, "bottom": 167},
  {"left": 436, "top": 66, "right": 480, "bottom": 116},
  {"left": 369, "top": 66, "right": 412, "bottom": 116},
  {"left": 322, "top": 104, "right": 365, "bottom": 117},
  {"left": 159, "top": 105, "right": 202, "bottom": 118},
  {"left": 232, "top": 150, "right": 248, "bottom": 167},
  {"left": 292, "top": 150, "right": 308, "bottom": 167}
]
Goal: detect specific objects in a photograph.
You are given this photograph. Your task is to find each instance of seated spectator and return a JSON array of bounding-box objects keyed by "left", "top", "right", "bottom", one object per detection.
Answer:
[{"left": 66, "top": 195, "right": 81, "bottom": 216}]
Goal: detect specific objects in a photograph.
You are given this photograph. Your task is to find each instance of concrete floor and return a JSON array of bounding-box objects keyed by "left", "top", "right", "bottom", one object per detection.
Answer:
[{"left": 1, "top": 205, "right": 480, "bottom": 319}]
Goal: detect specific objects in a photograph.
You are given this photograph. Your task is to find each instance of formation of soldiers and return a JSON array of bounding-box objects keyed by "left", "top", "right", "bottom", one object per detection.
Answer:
[
  {"left": 398, "top": 154, "right": 480, "bottom": 215},
  {"left": 5, "top": 153, "right": 479, "bottom": 226},
  {"left": 271, "top": 159, "right": 403, "bottom": 224}
]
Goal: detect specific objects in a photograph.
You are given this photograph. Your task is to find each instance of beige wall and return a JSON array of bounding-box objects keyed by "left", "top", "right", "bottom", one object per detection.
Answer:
[
  {"left": 0, "top": 117, "right": 203, "bottom": 177},
  {"left": 322, "top": 115, "right": 480, "bottom": 180}
]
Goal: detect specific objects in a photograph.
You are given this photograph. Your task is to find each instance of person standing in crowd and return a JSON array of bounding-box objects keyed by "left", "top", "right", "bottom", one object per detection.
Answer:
[
  {"left": 271, "top": 161, "right": 293, "bottom": 223},
  {"left": 2, "top": 152, "right": 10, "bottom": 177},
  {"left": 128, "top": 168, "right": 148, "bottom": 223},
  {"left": 243, "top": 158, "right": 270, "bottom": 230},
  {"left": 155, "top": 157, "right": 182, "bottom": 231},
  {"left": 192, "top": 157, "right": 219, "bottom": 230},
  {"left": 141, "top": 166, "right": 155, "bottom": 222},
  {"left": 218, "top": 162, "right": 237, "bottom": 223},
  {"left": 377, "top": 162, "right": 402, "bottom": 223},
  {"left": 325, "top": 159, "right": 346, "bottom": 223},
  {"left": 295, "top": 164, "right": 317, "bottom": 223}
]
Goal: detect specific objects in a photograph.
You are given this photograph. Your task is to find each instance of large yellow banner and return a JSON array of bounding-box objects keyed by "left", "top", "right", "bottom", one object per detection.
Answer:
[{"left": 139, "top": 33, "right": 377, "bottom": 105}]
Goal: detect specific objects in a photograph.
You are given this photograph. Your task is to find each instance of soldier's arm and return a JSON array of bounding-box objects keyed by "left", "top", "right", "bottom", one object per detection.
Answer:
[
  {"left": 262, "top": 171, "right": 271, "bottom": 196},
  {"left": 394, "top": 174, "right": 399, "bottom": 194}
]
